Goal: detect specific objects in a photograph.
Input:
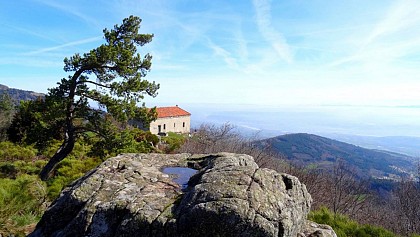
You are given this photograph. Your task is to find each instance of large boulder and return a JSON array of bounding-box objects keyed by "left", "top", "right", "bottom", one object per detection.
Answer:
[{"left": 29, "top": 153, "right": 334, "bottom": 237}]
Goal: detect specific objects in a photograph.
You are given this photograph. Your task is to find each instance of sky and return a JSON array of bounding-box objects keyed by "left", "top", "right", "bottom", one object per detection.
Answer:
[{"left": 1, "top": 0, "right": 420, "bottom": 138}]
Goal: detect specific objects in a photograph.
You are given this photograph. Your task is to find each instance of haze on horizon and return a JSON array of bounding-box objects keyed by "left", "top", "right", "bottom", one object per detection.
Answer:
[{"left": 1, "top": 0, "right": 420, "bottom": 138}]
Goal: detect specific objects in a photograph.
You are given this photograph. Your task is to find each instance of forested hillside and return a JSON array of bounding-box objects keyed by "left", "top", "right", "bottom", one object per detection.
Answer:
[
  {"left": 258, "top": 133, "right": 416, "bottom": 180},
  {"left": 0, "top": 84, "right": 44, "bottom": 104},
  {"left": 177, "top": 124, "right": 420, "bottom": 236}
]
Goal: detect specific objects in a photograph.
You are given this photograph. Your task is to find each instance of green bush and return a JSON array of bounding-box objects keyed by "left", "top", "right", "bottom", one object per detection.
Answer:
[
  {"left": 0, "top": 141, "right": 37, "bottom": 162},
  {"left": 161, "top": 132, "right": 186, "bottom": 153},
  {"left": 0, "top": 160, "right": 46, "bottom": 179},
  {"left": 309, "top": 207, "right": 396, "bottom": 237},
  {"left": 46, "top": 156, "right": 101, "bottom": 200},
  {"left": 39, "top": 139, "right": 62, "bottom": 158},
  {"left": 0, "top": 174, "right": 47, "bottom": 236},
  {"left": 89, "top": 128, "right": 156, "bottom": 159},
  {"left": 13, "top": 160, "right": 46, "bottom": 175},
  {"left": 134, "top": 130, "right": 159, "bottom": 146},
  {"left": 41, "top": 139, "right": 92, "bottom": 160},
  {"left": 7, "top": 99, "right": 65, "bottom": 151},
  {"left": 0, "top": 163, "right": 18, "bottom": 178}
]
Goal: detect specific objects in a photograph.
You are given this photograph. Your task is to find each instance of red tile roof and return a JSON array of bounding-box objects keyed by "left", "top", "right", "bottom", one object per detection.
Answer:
[{"left": 156, "top": 106, "right": 191, "bottom": 118}]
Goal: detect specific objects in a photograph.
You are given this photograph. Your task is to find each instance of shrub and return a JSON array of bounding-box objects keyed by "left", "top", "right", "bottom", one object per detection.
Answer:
[
  {"left": 41, "top": 139, "right": 92, "bottom": 160},
  {"left": 0, "top": 142, "right": 37, "bottom": 162},
  {"left": 0, "top": 160, "right": 46, "bottom": 179},
  {"left": 161, "top": 132, "right": 186, "bottom": 153},
  {"left": 46, "top": 156, "right": 101, "bottom": 200},
  {"left": 135, "top": 130, "right": 159, "bottom": 146},
  {"left": 309, "top": 207, "right": 396, "bottom": 237},
  {"left": 89, "top": 128, "right": 156, "bottom": 159},
  {"left": 0, "top": 163, "right": 18, "bottom": 178},
  {"left": 0, "top": 174, "right": 47, "bottom": 236}
]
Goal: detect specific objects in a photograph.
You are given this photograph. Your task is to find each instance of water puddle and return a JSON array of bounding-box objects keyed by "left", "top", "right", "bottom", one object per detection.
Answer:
[{"left": 162, "top": 167, "right": 198, "bottom": 190}]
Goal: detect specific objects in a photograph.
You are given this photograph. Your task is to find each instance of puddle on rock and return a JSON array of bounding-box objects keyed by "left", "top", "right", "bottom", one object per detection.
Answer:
[{"left": 162, "top": 167, "right": 198, "bottom": 191}]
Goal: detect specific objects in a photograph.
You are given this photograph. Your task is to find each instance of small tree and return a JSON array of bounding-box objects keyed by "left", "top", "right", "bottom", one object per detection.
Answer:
[
  {"left": 393, "top": 176, "right": 420, "bottom": 235},
  {"left": 328, "top": 160, "right": 371, "bottom": 218},
  {"left": 0, "top": 93, "right": 15, "bottom": 141},
  {"left": 39, "top": 16, "right": 159, "bottom": 180},
  {"left": 7, "top": 99, "right": 63, "bottom": 150}
]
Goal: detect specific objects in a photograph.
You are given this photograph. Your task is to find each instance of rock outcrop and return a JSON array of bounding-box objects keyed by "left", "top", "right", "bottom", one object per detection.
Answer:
[{"left": 29, "top": 153, "right": 336, "bottom": 237}]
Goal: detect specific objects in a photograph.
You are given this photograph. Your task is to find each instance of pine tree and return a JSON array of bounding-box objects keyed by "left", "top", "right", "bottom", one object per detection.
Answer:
[{"left": 39, "top": 16, "right": 159, "bottom": 180}]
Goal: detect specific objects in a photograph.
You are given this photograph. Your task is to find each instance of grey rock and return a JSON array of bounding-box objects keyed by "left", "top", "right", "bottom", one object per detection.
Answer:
[
  {"left": 29, "top": 152, "right": 333, "bottom": 237},
  {"left": 299, "top": 221, "right": 338, "bottom": 237}
]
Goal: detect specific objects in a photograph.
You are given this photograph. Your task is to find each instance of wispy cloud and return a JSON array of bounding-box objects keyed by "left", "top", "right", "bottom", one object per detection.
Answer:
[
  {"left": 252, "top": 0, "right": 293, "bottom": 63},
  {"left": 363, "top": 0, "right": 420, "bottom": 47},
  {"left": 329, "top": 0, "right": 420, "bottom": 68},
  {"left": 23, "top": 36, "right": 102, "bottom": 56},
  {"left": 34, "top": 0, "right": 100, "bottom": 27},
  {"left": 232, "top": 26, "right": 249, "bottom": 63},
  {"left": 0, "top": 57, "right": 62, "bottom": 67},
  {"left": 206, "top": 38, "right": 239, "bottom": 70},
  {"left": 2, "top": 23, "right": 59, "bottom": 43},
  {"left": 116, "top": 2, "right": 247, "bottom": 72}
]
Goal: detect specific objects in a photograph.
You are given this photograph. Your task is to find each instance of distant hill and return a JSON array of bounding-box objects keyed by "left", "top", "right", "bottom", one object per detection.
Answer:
[
  {"left": 0, "top": 84, "right": 44, "bottom": 104},
  {"left": 257, "top": 133, "right": 416, "bottom": 180}
]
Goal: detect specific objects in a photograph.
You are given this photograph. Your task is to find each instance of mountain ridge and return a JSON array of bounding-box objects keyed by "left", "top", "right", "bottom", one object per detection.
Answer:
[
  {"left": 258, "top": 133, "right": 416, "bottom": 180},
  {"left": 0, "top": 84, "right": 45, "bottom": 103}
]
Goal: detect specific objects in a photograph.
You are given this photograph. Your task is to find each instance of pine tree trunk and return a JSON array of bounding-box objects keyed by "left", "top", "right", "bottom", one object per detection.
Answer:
[
  {"left": 39, "top": 132, "right": 75, "bottom": 181},
  {"left": 39, "top": 68, "right": 80, "bottom": 181}
]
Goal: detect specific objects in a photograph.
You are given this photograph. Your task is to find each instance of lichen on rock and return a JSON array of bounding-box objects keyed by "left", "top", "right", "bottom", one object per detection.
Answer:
[{"left": 29, "top": 152, "right": 335, "bottom": 237}]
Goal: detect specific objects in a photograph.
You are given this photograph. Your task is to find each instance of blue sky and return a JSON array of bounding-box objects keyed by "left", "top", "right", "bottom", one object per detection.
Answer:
[{"left": 1, "top": 0, "right": 420, "bottom": 108}]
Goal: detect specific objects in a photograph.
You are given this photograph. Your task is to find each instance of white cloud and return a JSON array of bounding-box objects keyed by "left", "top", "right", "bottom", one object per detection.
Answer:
[
  {"left": 34, "top": 0, "right": 100, "bottom": 27},
  {"left": 22, "top": 36, "right": 102, "bottom": 56},
  {"left": 329, "top": 0, "right": 420, "bottom": 68},
  {"left": 3, "top": 24, "right": 59, "bottom": 43},
  {"left": 363, "top": 0, "right": 420, "bottom": 47},
  {"left": 252, "top": 0, "right": 293, "bottom": 63},
  {"left": 233, "top": 27, "right": 249, "bottom": 61},
  {"left": 206, "top": 39, "right": 239, "bottom": 70}
]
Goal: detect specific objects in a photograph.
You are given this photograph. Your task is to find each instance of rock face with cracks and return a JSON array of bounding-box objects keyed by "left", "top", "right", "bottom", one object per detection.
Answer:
[{"left": 29, "top": 153, "right": 335, "bottom": 237}]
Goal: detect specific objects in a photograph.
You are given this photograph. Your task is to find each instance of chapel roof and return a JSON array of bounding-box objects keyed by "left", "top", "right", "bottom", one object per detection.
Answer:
[{"left": 156, "top": 106, "right": 191, "bottom": 118}]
